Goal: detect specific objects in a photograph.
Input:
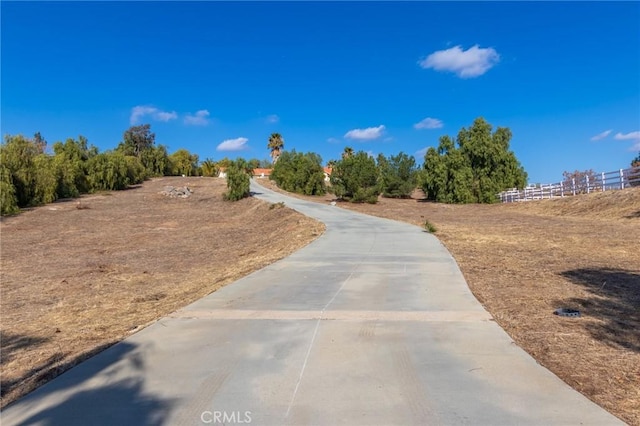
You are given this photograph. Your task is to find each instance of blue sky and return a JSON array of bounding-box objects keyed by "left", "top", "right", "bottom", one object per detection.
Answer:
[{"left": 2, "top": 1, "right": 639, "bottom": 184}]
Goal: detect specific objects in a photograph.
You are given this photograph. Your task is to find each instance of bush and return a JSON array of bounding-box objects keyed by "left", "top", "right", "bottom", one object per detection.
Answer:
[
  {"left": 224, "top": 160, "right": 251, "bottom": 201},
  {"left": 270, "top": 150, "right": 326, "bottom": 195},
  {"left": 377, "top": 152, "right": 418, "bottom": 198},
  {"left": 330, "top": 151, "right": 380, "bottom": 203}
]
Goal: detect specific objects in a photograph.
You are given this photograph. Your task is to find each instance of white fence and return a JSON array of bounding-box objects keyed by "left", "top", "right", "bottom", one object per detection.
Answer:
[{"left": 498, "top": 166, "right": 640, "bottom": 203}]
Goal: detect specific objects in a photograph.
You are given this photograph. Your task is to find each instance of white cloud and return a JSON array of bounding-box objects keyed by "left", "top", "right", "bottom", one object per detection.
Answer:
[
  {"left": 216, "top": 137, "right": 249, "bottom": 152},
  {"left": 418, "top": 45, "right": 500, "bottom": 78},
  {"left": 614, "top": 131, "right": 640, "bottom": 141},
  {"left": 415, "top": 147, "right": 429, "bottom": 158},
  {"left": 130, "top": 105, "right": 177, "bottom": 125},
  {"left": 327, "top": 137, "right": 341, "bottom": 144},
  {"left": 414, "top": 117, "right": 444, "bottom": 130},
  {"left": 184, "top": 110, "right": 211, "bottom": 126},
  {"left": 590, "top": 129, "right": 612, "bottom": 141},
  {"left": 265, "top": 114, "right": 280, "bottom": 124},
  {"left": 344, "top": 125, "right": 385, "bottom": 141}
]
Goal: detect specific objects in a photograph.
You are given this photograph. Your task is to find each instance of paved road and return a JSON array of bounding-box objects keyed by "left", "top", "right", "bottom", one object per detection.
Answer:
[{"left": 2, "top": 180, "right": 623, "bottom": 425}]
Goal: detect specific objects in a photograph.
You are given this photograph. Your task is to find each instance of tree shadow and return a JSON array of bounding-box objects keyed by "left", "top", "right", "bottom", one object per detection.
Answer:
[
  {"left": 624, "top": 209, "right": 640, "bottom": 219},
  {"left": 557, "top": 268, "right": 640, "bottom": 352},
  {"left": 3, "top": 340, "right": 174, "bottom": 425},
  {"left": 0, "top": 331, "right": 50, "bottom": 364}
]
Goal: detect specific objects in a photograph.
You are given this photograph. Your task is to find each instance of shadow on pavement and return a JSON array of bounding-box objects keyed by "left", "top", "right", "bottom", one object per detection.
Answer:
[{"left": 3, "top": 341, "right": 174, "bottom": 425}]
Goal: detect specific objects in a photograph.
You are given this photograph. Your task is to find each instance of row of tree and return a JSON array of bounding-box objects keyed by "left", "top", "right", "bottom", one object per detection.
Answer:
[
  {"left": 269, "top": 118, "right": 528, "bottom": 204},
  {"left": 2, "top": 118, "right": 538, "bottom": 214},
  {"left": 0, "top": 125, "right": 256, "bottom": 215}
]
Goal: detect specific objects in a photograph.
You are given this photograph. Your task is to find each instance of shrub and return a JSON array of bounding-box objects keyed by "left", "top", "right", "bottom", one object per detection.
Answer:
[
  {"left": 224, "top": 160, "right": 251, "bottom": 201},
  {"left": 330, "top": 150, "right": 380, "bottom": 203},
  {"left": 270, "top": 150, "right": 326, "bottom": 195},
  {"left": 423, "top": 220, "right": 437, "bottom": 233}
]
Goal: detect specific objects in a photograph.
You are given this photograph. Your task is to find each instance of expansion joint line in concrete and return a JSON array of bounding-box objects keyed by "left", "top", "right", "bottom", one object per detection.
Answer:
[{"left": 285, "top": 231, "right": 378, "bottom": 418}]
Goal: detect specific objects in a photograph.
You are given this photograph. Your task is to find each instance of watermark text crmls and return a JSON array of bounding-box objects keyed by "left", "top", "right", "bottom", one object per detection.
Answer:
[{"left": 201, "top": 410, "right": 252, "bottom": 424}]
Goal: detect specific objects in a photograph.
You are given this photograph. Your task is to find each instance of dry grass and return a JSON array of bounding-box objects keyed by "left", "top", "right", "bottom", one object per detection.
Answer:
[
  {"left": 0, "top": 177, "right": 324, "bottom": 409},
  {"left": 2, "top": 175, "right": 638, "bottom": 424},
  {"left": 260, "top": 180, "right": 640, "bottom": 425}
]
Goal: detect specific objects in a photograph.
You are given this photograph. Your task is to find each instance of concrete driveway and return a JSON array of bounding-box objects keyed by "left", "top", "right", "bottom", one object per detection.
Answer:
[{"left": 1, "top": 180, "right": 622, "bottom": 425}]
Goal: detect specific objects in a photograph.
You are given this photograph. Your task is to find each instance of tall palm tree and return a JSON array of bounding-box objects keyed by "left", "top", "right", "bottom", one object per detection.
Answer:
[
  {"left": 268, "top": 133, "right": 284, "bottom": 163},
  {"left": 342, "top": 146, "right": 354, "bottom": 159}
]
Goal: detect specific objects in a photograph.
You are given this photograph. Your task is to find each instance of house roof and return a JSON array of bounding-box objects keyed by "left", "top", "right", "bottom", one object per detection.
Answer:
[{"left": 253, "top": 168, "right": 272, "bottom": 176}]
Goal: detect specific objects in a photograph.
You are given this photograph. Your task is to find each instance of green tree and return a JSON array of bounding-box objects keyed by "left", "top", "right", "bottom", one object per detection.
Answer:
[
  {"left": 0, "top": 163, "right": 19, "bottom": 215},
  {"left": 267, "top": 133, "right": 284, "bottom": 164},
  {"left": 342, "top": 146, "right": 354, "bottom": 159},
  {"left": 169, "top": 149, "right": 199, "bottom": 176},
  {"left": 32, "top": 154, "right": 59, "bottom": 205},
  {"left": 200, "top": 158, "right": 219, "bottom": 177},
  {"left": 217, "top": 157, "right": 232, "bottom": 170},
  {"left": 86, "top": 151, "right": 131, "bottom": 191},
  {"left": 52, "top": 136, "right": 96, "bottom": 197},
  {"left": 247, "top": 158, "right": 261, "bottom": 170},
  {"left": 0, "top": 134, "right": 42, "bottom": 207},
  {"left": 632, "top": 153, "right": 640, "bottom": 167},
  {"left": 139, "top": 145, "right": 170, "bottom": 177},
  {"left": 421, "top": 118, "right": 527, "bottom": 203},
  {"left": 377, "top": 151, "right": 418, "bottom": 198},
  {"left": 331, "top": 150, "right": 380, "bottom": 203},
  {"left": 224, "top": 159, "right": 251, "bottom": 201},
  {"left": 270, "top": 150, "right": 326, "bottom": 195},
  {"left": 118, "top": 124, "right": 156, "bottom": 157},
  {"left": 33, "top": 131, "right": 47, "bottom": 154}
]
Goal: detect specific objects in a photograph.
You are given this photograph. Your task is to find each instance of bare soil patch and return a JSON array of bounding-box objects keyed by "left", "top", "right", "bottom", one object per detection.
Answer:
[
  {"left": 0, "top": 177, "right": 324, "bottom": 409},
  {"left": 259, "top": 179, "right": 640, "bottom": 425}
]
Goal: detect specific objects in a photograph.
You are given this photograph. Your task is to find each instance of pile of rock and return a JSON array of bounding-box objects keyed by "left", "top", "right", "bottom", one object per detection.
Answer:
[{"left": 159, "top": 186, "right": 193, "bottom": 198}]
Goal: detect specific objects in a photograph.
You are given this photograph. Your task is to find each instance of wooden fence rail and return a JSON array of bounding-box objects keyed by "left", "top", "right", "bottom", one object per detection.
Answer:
[{"left": 498, "top": 166, "right": 640, "bottom": 203}]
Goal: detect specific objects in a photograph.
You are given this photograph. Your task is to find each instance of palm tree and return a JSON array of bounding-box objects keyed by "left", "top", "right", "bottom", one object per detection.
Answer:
[
  {"left": 268, "top": 133, "right": 284, "bottom": 163},
  {"left": 200, "top": 158, "right": 218, "bottom": 177},
  {"left": 342, "top": 146, "right": 354, "bottom": 159}
]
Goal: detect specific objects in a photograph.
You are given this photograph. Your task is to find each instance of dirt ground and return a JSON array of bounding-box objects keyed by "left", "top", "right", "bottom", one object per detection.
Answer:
[
  {"left": 2, "top": 177, "right": 638, "bottom": 424},
  {"left": 259, "top": 179, "right": 640, "bottom": 425},
  {"left": 0, "top": 177, "right": 324, "bottom": 409}
]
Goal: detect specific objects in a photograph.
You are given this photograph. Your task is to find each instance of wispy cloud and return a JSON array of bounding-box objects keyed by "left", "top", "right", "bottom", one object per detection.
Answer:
[
  {"left": 184, "top": 110, "right": 210, "bottom": 126},
  {"left": 590, "top": 129, "right": 612, "bottom": 141},
  {"left": 615, "top": 131, "right": 640, "bottom": 151},
  {"left": 418, "top": 45, "right": 499, "bottom": 78},
  {"left": 216, "top": 137, "right": 249, "bottom": 152},
  {"left": 614, "top": 131, "right": 640, "bottom": 141},
  {"left": 265, "top": 114, "right": 280, "bottom": 124},
  {"left": 344, "top": 125, "right": 385, "bottom": 141},
  {"left": 130, "top": 106, "right": 177, "bottom": 125},
  {"left": 414, "top": 117, "right": 444, "bottom": 130},
  {"left": 327, "top": 137, "right": 341, "bottom": 144}
]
